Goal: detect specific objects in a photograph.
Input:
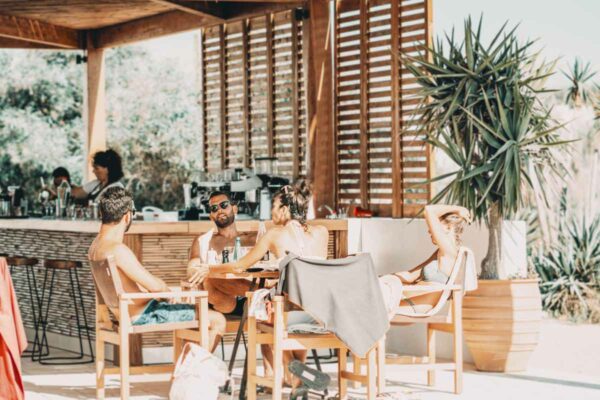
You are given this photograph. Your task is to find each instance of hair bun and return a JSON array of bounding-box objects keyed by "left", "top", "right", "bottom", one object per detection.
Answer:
[{"left": 292, "top": 178, "right": 311, "bottom": 201}]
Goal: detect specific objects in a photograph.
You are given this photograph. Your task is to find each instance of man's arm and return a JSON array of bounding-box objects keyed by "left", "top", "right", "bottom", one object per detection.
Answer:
[
  {"left": 187, "top": 236, "right": 211, "bottom": 287},
  {"left": 212, "top": 228, "right": 276, "bottom": 273},
  {"left": 113, "top": 244, "right": 169, "bottom": 292}
]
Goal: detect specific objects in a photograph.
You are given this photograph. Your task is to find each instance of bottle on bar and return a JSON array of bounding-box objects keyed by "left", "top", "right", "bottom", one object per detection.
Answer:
[
  {"left": 233, "top": 237, "right": 242, "bottom": 261},
  {"left": 222, "top": 249, "right": 229, "bottom": 263}
]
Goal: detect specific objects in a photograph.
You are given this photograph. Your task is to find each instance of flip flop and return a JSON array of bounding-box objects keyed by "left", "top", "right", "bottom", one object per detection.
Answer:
[{"left": 288, "top": 360, "right": 331, "bottom": 391}]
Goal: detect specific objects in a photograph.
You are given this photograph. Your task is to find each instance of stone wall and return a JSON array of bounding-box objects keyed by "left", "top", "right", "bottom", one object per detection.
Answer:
[{"left": 1, "top": 229, "right": 97, "bottom": 339}]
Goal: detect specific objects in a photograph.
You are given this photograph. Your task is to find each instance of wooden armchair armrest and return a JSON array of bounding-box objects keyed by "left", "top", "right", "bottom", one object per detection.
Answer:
[
  {"left": 403, "top": 284, "right": 462, "bottom": 292},
  {"left": 120, "top": 290, "right": 208, "bottom": 300}
]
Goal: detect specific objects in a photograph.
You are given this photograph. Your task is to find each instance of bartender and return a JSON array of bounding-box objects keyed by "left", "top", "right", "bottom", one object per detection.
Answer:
[{"left": 71, "top": 149, "right": 125, "bottom": 202}]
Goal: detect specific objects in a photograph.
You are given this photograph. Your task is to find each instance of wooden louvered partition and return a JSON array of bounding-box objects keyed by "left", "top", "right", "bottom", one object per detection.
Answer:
[
  {"left": 335, "top": 0, "right": 431, "bottom": 217},
  {"left": 200, "top": 10, "right": 307, "bottom": 178}
]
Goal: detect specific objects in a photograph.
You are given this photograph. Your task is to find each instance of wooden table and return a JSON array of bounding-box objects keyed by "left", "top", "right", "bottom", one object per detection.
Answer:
[{"left": 208, "top": 268, "right": 279, "bottom": 399}]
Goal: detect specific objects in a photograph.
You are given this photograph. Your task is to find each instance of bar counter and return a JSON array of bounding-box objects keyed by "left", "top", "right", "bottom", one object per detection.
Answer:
[{"left": 0, "top": 218, "right": 347, "bottom": 358}]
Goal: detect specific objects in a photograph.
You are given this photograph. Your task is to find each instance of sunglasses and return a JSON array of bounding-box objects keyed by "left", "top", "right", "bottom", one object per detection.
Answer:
[{"left": 209, "top": 200, "right": 231, "bottom": 213}]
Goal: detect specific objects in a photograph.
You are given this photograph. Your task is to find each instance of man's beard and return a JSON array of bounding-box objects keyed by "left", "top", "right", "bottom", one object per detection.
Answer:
[{"left": 215, "top": 213, "right": 235, "bottom": 228}]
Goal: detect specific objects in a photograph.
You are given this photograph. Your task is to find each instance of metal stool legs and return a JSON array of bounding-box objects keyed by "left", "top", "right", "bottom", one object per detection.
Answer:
[
  {"left": 24, "top": 263, "right": 49, "bottom": 359},
  {"left": 36, "top": 266, "right": 95, "bottom": 364}
]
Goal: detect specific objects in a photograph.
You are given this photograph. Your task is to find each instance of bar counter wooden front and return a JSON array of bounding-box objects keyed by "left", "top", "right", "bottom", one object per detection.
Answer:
[{"left": 0, "top": 218, "right": 347, "bottom": 364}]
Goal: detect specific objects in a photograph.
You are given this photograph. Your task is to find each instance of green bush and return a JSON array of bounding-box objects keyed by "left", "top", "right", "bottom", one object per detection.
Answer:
[{"left": 534, "top": 215, "right": 600, "bottom": 322}]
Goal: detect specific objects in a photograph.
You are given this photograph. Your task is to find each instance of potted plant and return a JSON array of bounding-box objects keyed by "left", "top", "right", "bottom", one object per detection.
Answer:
[{"left": 404, "top": 17, "right": 567, "bottom": 371}]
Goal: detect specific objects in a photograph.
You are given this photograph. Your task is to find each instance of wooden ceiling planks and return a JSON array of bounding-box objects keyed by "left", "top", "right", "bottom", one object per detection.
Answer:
[
  {"left": 0, "top": 13, "right": 81, "bottom": 48},
  {"left": 0, "top": 0, "right": 172, "bottom": 30},
  {"left": 0, "top": 1, "right": 305, "bottom": 49},
  {"left": 147, "top": 0, "right": 226, "bottom": 20}
]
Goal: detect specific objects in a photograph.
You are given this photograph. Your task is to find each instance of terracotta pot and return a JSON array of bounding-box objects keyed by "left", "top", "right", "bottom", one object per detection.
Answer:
[{"left": 463, "top": 279, "right": 542, "bottom": 372}]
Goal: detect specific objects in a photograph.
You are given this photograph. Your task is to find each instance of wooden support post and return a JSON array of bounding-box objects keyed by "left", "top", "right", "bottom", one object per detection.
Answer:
[
  {"left": 358, "top": 0, "right": 369, "bottom": 209},
  {"left": 390, "top": 0, "right": 403, "bottom": 217},
  {"left": 425, "top": 0, "right": 434, "bottom": 203},
  {"left": 85, "top": 36, "right": 107, "bottom": 180},
  {"left": 241, "top": 21, "right": 251, "bottom": 168},
  {"left": 199, "top": 30, "right": 210, "bottom": 171},
  {"left": 266, "top": 14, "right": 274, "bottom": 157},
  {"left": 302, "top": 11, "right": 315, "bottom": 177},
  {"left": 219, "top": 25, "right": 227, "bottom": 169},
  {"left": 291, "top": 13, "right": 300, "bottom": 178},
  {"left": 308, "top": 0, "right": 335, "bottom": 217}
]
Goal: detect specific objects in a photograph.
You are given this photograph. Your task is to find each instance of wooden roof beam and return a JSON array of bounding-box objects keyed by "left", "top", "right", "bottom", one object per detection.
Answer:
[
  {"left": 147, "top": 0, "right": 226, "bottom": 20},
  {"left": 92, "top": 10, "right": 217, "bottom": 48},
  {"left": 0, "top": 37, "right": 63, "bottom": 49},
  {"left": 0, "top": 14, "right": 81, "bottom": 49},
  {"left": 212, "top": 0, "right": 302, "bottom": 2},
  {"left": 224, "top": 1, "right": 305, "bottom": 21}
]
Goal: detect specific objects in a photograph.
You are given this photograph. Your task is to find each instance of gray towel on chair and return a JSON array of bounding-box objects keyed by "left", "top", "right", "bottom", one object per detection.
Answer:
[{"left": 277, "top": 253, "right": 389, "bottom": 358}]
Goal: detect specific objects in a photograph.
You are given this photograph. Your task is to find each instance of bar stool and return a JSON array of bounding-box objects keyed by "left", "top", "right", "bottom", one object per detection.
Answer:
[
  {"left": 37, "top": 259, "right": 94, "bottom": 364},
  {"left": 4, "top": 256, "right": 48, "bottom": 358}
]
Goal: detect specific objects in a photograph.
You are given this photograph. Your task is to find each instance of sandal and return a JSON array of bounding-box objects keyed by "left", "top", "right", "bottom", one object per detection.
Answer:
[{"left": 288, "top": 360, "right": 331, "bottom": 391}]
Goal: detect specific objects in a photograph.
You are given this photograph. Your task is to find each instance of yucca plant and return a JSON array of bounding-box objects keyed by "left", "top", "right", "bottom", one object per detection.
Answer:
[
  {"left": 403, "top": 16, "right": 568, "bottom": 279},
  {"left": 563, "top": 58, "right": 597, "bottom": 107},
  {"left": 534, "top": 216, "right": 600, "bottom": 321}
]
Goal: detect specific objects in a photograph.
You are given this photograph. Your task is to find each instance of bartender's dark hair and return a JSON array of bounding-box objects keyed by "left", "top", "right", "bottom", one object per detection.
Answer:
[
  {"left": 99, "top": 187, "right": 133, "bottom": 224},
  {"left": 52, "top": 167, "right": 71, "bottom": 184},
  {"left": 274, "top": 179, "right": 312, "bottom": 226},
  {"left": 92, "top": 149, "right": 124, "bottom": 183}
]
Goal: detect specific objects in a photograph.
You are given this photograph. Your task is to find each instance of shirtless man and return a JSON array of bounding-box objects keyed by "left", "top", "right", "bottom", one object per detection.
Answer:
[
  {"left": 207, "top": 181, "right": 329, "bottom": 387},
  {"left": 88, "top": 187, "right": 225, "bottom": 350},
  {"left": 187, "top": 191, "right": 257, "bottom": 315}
]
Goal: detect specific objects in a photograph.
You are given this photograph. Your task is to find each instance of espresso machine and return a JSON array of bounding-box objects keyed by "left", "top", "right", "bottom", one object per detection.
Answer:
[
  {"left": 230, "top": 158, "right": 290, "bottom": 220},
  {"left": 181, "top": 158, "right": 289, "bottom": 221}
]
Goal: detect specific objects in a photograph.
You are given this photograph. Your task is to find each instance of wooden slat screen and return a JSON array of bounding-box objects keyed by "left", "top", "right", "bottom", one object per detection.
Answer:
[
  {"left": 200, "top": 10, "right": 307, "bottom": 178},
  {"left": 335, "top": 0, "right": 431, "bottom": 217}
]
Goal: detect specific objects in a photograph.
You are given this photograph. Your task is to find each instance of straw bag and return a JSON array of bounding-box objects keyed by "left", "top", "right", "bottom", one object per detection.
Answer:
[{"left": 169, "top": 342, "right": 231, "bottom": 400}]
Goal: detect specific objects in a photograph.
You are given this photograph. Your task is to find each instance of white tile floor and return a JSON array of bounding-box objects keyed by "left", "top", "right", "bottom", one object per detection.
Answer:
[{"left": 22, "top": 318, "right": 600, "bottom": 399}]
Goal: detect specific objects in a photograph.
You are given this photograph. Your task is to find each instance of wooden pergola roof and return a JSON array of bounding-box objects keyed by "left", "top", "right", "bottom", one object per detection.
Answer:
[
  {"left": 0, "top": 0, "right": 434, "bottom": 218},
  {"left": 0, "top": 0, "right": 305, "bottom": 49}
]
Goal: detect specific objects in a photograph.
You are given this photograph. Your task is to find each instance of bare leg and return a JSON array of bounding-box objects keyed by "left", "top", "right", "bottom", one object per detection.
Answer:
[
  {"left": 204, "top": 278, "right": 251, "bottom": 313},
  {"left": 208, "top": 310, "right": 226, "bottom": 353},
  {"left": 261, "top": 344, "right": 275, "bottom": 377}
]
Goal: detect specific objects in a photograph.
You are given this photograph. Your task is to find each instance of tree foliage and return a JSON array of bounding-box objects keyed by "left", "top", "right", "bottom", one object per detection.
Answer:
[{"left": 0, "top": 46, "right": 202, "bottom": 210}]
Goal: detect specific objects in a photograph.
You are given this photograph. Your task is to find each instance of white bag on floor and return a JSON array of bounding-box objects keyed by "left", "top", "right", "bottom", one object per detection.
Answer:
[{"left": 169, "top": 342, "right": 231, "bottom": 400}]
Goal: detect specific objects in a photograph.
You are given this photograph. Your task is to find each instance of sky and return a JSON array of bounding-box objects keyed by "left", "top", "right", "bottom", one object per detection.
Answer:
[{"left": 136, "top": 0, "right": 600, "bottom": 88}]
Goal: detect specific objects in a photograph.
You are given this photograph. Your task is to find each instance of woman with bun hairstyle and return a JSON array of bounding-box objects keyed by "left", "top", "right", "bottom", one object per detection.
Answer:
[
  {"left": 213, "top": 178, "right": 329, "bottom": 273},
  {"left": 211, "top": 179, "right": 329, "bottom": 388}
]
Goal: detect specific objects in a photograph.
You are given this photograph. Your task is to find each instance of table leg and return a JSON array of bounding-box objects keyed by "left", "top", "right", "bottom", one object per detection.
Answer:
[
  {"left": 224, "top": 278, "right": 258, "bottom": 395},
  {"left": 239, "top": 277, "right": 268, "bottom": 400}
]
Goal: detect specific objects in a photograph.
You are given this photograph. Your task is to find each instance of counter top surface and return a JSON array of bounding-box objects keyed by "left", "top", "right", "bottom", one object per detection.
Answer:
[{"left": 0, "top": 217, "right": 348, "bottom": 234}]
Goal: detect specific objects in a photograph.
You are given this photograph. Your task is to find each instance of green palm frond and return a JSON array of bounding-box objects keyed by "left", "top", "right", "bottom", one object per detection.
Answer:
[
  {"left": 562, "top": 58, "right": 597, "bottom": 106},
  {"left": 401, "top": 15, "right": 565, "bottom": 224}
]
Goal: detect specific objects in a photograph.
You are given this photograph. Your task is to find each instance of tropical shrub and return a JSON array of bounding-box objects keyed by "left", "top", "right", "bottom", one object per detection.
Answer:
[
  {"left": 534, "top": 215, "right": 600, "bottom": 322},
  {"left": 404, "top": 16, "right": 566, "bottom": 279}
]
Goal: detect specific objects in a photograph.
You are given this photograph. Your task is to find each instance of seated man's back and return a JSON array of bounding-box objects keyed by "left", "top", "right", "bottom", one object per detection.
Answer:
[{"left": 89, "top": 238, "right": 168, "bottom": 319}]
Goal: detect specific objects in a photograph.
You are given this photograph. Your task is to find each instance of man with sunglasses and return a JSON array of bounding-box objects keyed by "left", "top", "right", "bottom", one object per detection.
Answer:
[{"left": 187, "top": 191, "right": 257, "bottom": 316}]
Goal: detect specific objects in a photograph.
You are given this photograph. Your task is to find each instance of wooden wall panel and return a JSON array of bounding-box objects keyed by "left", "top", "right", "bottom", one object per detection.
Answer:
[
  {"left": 200, "top": 10, "right": 308, "bottom": 178},
  {"left": 201, "top": 27, "right": 224, "bottom": 172},
  {"left": 335, "top": 0, "right": 431, "bottom": 217}
]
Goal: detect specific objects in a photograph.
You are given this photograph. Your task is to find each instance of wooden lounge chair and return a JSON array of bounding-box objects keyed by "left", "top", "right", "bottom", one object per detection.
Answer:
[
  {"left": 247, "top": 294, "right": 385, "bottom": 400},
  {"left": 90, "top": 256, "right": 210, "bottom": 400},
  {"left": 384, "top": 246, "right": 475, "bottom": 395}
]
